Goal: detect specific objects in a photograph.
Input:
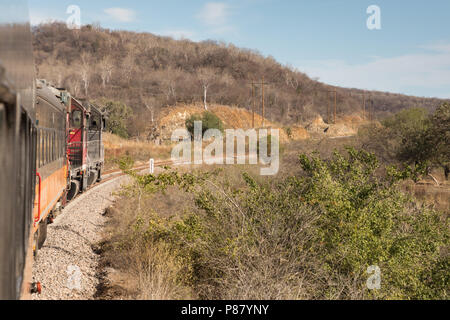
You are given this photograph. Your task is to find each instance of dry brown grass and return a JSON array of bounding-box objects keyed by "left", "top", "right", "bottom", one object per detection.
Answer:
[
  {"left": 100, "top": 184, "right": 196, "bottom": 300},
  {"left": 103, "top": 133, "right": 173, "bottom": 170},
  {"left": 100, "top": 164, "right": 324, "bottom": 300},
  {"left": 129, "top": 243, "right": 192, "bottom": 300},
  {"left": 402, "top": 183, "right": 450, "bottom": 213}
]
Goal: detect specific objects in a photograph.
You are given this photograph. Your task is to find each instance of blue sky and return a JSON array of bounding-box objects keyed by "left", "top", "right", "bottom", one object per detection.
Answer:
[{"left": 29, "top": 0, "right": 450, "bottom": 98}]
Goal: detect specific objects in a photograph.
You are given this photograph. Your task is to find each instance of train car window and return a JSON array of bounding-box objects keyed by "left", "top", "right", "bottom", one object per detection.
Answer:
[
  {"left": 46, "top": 130, "right": 49, "bottom": 165},
  {"left": 43, "top": 130, "right": 46, "bottom": 165},
  {"left": 51, "top": 131, "right": 54, "bottom": 162},
  {"left": 41, "top": 129, "right": 44, "bottom": 167},
  {"left": 71, "top": 110, "right": 82, "bottom": 128},
  {"left": 41, "top": 130, "right": 44, "bottom": 167},
  {"left": 62, "top": 132, "right": 65, "bottom": 158},
  {"left": 40, "top": 130, "right": 43, "bottom": 166},
  {"left": 54, "top": 132, "right": 57, "bottom": 161},
  {"left": 90, "top": 115, "right": 100, "bottom": 130},
  {"left": 53, "top": 131, "right": 56, "bottom": 162},
  {"left": 37, "top": 129, "right": 40, "bottom": 168},
  {"left": 56, "top": 132, "right": 59, "bottom": 160},
  {"left": 58, "top": 132, "right": 62, "bottom": 159},
  {"left": 0, "top": 103, "right": 3, "bottom": 130},
  {"left": 44, "top": 130, "right": 48, "bottom": 165},
  {"left": 50, "top": 131, "right": 52, "bottom": 163},
  {"left": 48, "top": 131, "right": 51, "bottom": 163},
  {"left": 44, "top": 131, "right": 46, "bottom": 166},
  {"left": 55, "top": 131, "right": 58, "bottom": 161},
  {"left": 49, "top": 131, "right": 51, "bottom": 163},
  {"left": 39, "top": 129, "right": 42, "bottom": 167}
]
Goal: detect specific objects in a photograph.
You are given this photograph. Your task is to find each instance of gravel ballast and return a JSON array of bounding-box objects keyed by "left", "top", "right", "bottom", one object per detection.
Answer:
[{"left": 31, "top": 176, "right": 129, "bottom": 300}]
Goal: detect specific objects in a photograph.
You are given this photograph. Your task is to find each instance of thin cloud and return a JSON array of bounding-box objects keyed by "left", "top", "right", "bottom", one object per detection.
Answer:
[
  {"left": 196, "top": 2, "right": 235, "bottom": 35},
  {"left": 297, "top": 44, "right": 450, "bottom": 98},
  {"left": 160, "top": 30, "right": 196, "bottom": 40},
  {"left": 420, "top": 43, "right": 450, "bottom": 53},
  {"left": 197, "top": 2, "right": 230, "bottom": 26},
  {"left": 104, "top": 8, "right": 136, "bottom": 23}
]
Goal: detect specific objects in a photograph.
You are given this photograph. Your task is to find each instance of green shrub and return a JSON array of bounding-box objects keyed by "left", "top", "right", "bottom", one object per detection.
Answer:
[
  {"left": 285, "top": 127, "right": 293, "bottom": 139},
  {"left": 186, "top": 111, "right": 224, "bottom": 138},
  {"left": 360, "top": 104, "right": 450, "bottom": 179},
  {"left": 98, "top": 100, "right": 133, "bottom": 138},
  {"left": 117, "top": 155, "right": 134, "bottom": 172},
  {"left": 120, "top": 148, "right": 448, "bottom": 300}
]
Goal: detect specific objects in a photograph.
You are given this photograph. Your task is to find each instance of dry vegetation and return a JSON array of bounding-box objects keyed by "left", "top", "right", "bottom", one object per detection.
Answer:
[
  {"left": 98, "top": 137, "right": 448, "bottom": 300},
  {"left": 103, "top": 133, "right": 172, "bottom": 171}
]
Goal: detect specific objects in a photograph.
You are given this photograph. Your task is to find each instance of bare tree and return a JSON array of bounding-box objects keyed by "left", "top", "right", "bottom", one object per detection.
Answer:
[
  {"left": 163, "top": 67, "right": 181, "bottom": 102},
  {"left": 140, "top": 92, "right": 156, "bottom": 124},
  {"left": 79, "top": 52, "right": 91, "bottom": 97},
  {"left": 197, "top": 67, "right": 216, "bottom": 110},
  {"left": 285, "top": 71, "right": 299, "bottom": 90},
  {"left": 122, "top": 54, "right": 135, "bottom": 85},
  {"left": 66, "top": 76, "right": 80, "bottom": 98},
  {"left": 99, "top": 57, "right": 114, "bottom": 88}
]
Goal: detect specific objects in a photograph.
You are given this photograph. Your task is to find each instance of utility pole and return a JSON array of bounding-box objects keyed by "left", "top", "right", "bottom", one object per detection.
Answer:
[
  {"left": 251, "top": 81, "right": 256, "bottom": 128},
  {"left": 327, "top": 89, "right": 337, "bottom": 124},
  {"left": 334, "top": 90, "right": 337, "bottom": 124},
  {"left": 371, "top": 99, "right": 375, "bottom": 121},
  {"left": 326, "top": 92, "right": 330, "bottom": 124},
  {"left": 261, "top": 76, "right": 266, "bottom": 127},
  {"left": 368, "top": 98, "right": 374, "bottom": 121},
  {"left": 249, "top": 77, "right": 268, "bottom": 127},
  {"left": 363, "top": 91, "right": 366, "bottom": 120}
]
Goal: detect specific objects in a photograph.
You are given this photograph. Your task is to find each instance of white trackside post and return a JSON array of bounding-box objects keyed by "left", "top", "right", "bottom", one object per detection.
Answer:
[{"left": 149, "top": 158, "right": 155, "bottom": 174}]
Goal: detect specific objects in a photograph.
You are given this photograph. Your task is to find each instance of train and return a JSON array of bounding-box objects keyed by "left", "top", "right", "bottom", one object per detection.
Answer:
[{"left": 0, "top": 1, "right": 106, "bottom": 300}]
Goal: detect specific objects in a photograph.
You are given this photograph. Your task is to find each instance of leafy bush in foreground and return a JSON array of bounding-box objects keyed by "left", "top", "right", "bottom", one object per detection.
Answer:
[{"left": 119, "top": 148, "right": 448, "bottom": 300}]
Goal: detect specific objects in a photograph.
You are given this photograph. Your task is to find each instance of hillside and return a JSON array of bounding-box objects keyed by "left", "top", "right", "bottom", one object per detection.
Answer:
[
  {"left": 32, "top": 23, "right": 448, "bottom": 138},
  {"left": 153, "top": 103, "right": 368, "bottom": 143}
]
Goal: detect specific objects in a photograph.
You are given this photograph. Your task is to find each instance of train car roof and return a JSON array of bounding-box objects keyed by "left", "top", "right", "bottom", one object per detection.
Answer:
[
  {"left": 36, "top": 79, "right": 66, "bottom": 113},
  {"left": 90, "top": 103, "right": 104, "bottom": 115},
  {"left": 76, "top": 98, "right": 104, "bottom": 116}
]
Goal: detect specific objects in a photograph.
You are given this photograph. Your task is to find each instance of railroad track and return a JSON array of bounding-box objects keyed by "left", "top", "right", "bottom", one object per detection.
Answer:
[
  {"left": 100, "top": 159, "right": 176, "bottom": 185},
  {"left": 63, "top": 155, "right": 241, "bottom": 216},
  {"left": 47, "top": 159, "right": 182, "bottom": 221},
  {"left": 100, "top": 155, "right": 248, "bottom": 185}
]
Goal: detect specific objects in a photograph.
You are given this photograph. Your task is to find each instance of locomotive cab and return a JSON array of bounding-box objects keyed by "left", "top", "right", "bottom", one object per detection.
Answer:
[
  {"left": 66, "top": 98, "right": 105, "bottom": 199},
  {"left": 86, "top": 104, "right": 105, "bottom": 186},
  {"left": 66, "top": 97, "right": 88, "bottom": 199}
]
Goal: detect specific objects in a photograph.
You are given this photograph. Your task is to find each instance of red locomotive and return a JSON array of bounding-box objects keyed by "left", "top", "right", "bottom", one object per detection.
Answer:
[{"left": 66, "top": 93, "right": 105, "bottom": 200}]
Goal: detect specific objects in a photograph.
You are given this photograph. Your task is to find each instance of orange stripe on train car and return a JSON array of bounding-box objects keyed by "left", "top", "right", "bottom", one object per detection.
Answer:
[{"left": 32, "top": 165, "right": 68, "bottom": 232}]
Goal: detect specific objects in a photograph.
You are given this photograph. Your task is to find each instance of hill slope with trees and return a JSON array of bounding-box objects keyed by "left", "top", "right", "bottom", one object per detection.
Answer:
[{"left": 32, "top": 23, "right": 448, "bottom": 138}]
